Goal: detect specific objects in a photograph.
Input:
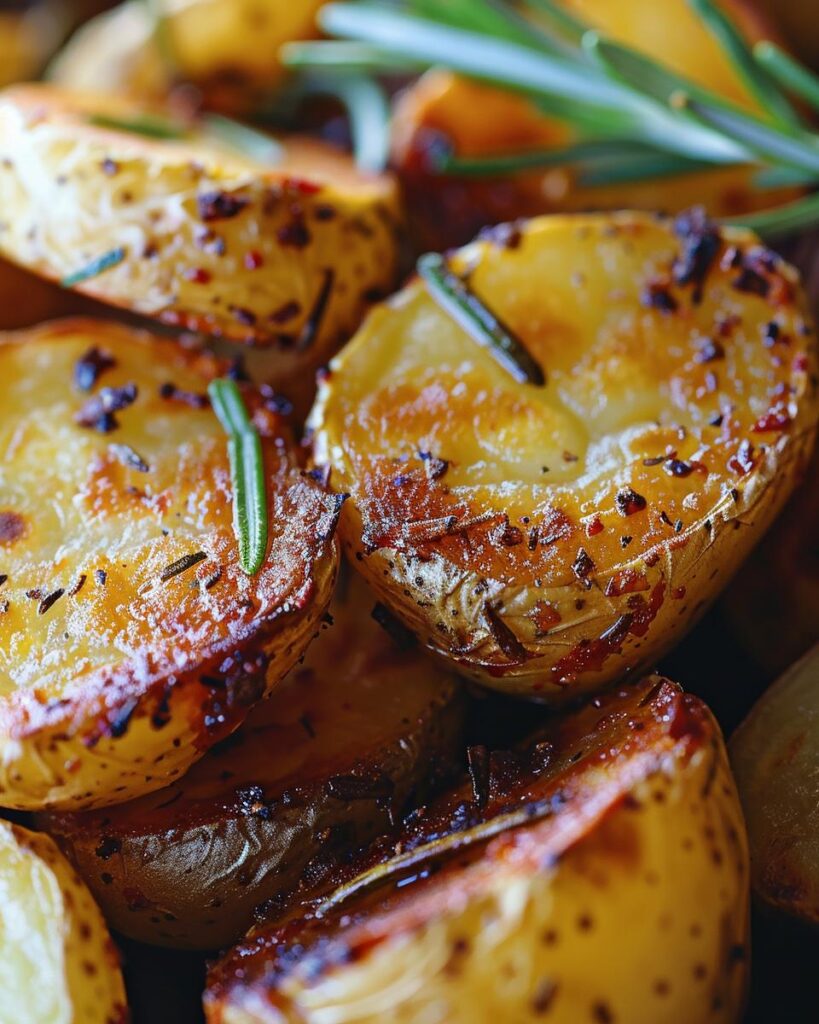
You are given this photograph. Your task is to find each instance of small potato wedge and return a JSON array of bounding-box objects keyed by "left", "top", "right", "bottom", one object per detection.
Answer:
[
  {"left": 309, "top": 211, "right": 819, "bottom": 698},
  {"left": 0, "top": 819, "right": 127, "bottom": 1024},
  {"left": 0, "top": 3, "right": 63, "bottom": 89},
  {"left": 42, "top": 570, "right": 466, "bottom": 950},
  {"left": 730, "top": 643, "right": 819, "bottom": 925},
  {"left": 0, "top": 318, "right": 339, "bottom": 811},
  {"left": 390, "top": 0, "right": 796, "bottom": 251},
  {"left": 50, "top": 0, "right": 324, "bottom": 111},
  {"left": 0, "top": 84, "right": 401, "bottom": 407},
  {"left": 205, "top": 675, "right": 750, "bottom": 1024}
]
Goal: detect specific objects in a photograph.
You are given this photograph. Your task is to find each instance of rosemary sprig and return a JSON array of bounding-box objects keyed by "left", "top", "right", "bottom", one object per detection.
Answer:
[
  {"left": 87, "top": 112, "right": 186, "bottom": 139},
  {"left": 61, "top": 247, "right": 126, "bottom": 288},
  {"left": 207, "top": 379, "right": 269, "bottom": 576},
  {"left": 417, "top": 252, "right": 544, "bottom": 386},
  {"left": 287, "top": 0, "right": 819, "bottom": 238},
  {"left": 202, "top": 113, "right": 284, "bottom": 164}
]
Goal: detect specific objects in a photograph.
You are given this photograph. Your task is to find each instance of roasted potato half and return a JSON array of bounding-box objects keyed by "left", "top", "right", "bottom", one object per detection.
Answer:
[
  {"left": 42, "top": 569, "right": 466, "bottom": 950},
  {"left": 0, "top": 84, "right": 401, "bottom": 408},
  {"left": 50, "top": 0, "right": 324, "bottom": 110},
  {"left": 0, "top": 2, "right": 63, "bottom": 89},
  {"left": 730, "top": 643, "right": 819, "bottom": 925},
  {"left": 0, "top": 318, "right": 339, "bottom": 811},
  {"left": 391, "top": 0, "right": 796, "bottom": 251},
  {"left": 309, "top": 211, "right": 819, "bottom": 698},
  {"left": 0, "top": 819, "right": 127, "bottom": 1024},
  {"left": 205, "top": 675, "right": 750, "bottom": 1024}
]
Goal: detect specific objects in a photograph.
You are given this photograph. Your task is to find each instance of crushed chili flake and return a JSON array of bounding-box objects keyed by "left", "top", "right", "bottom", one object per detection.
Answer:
[
  {"left": 159, "top": 382, "right": 209, "bottom": 408},
  {"left": 197, "top": 191, "right": 249, "bottom": 222},
  {"left": 183, "top": 267, "right": 211, "bottom": 284},
  {"left": 74, "top": 347, "right": 116, "bottom": 391},
  {"left": 38, "top": 588, "right": 64, "bottom": 615},
  {"left": 694, "top": 337, "right": 724, "bottom": 363},
  {"left": 641, "top": 281, "right": 677, "bottom": 314},
  {"left": 586, "top": 516, "right": 604, "bottom": 537},
  {"left": 615, "top": 488, "right": 647, "bottom": 516},
  {"left": 75, "top": 383, "right": 137, "bottom": 432},
  {"left": 572, "top": 547, "right": 595, "bottom": 586},
  {"left": 672, "top": 207, "right": 720, "bottom": 303},
  {"left": 160, "top": 551, "right": 207, "bottom": 582},
  {"left": 728, "top": 441, "right": 755, "bottom": 476}
]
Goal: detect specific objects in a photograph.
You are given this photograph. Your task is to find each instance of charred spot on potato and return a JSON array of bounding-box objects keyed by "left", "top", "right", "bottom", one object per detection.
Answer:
[
  {"left": 75, "top": 383, "right": 138, "bottom": 432},
  {"left": 0, "top": 510, "right": 26, "bottom": 545}
]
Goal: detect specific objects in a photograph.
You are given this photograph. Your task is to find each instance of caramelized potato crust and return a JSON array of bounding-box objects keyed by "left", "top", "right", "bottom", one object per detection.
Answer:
[
  {"left": 205, "top": 675, "right": 749, "bottom": 1024},
  {"left": 0, "top": 319, "right": 339, "bottom": 810},
  {"left": 310, "top": 212, "right": 819, "bottom": 697},
  {"left": 42, "top": 571, "right": 465, "bottom": 949},
  {"left": 0, "top": 84, "right": 401, "bottom": 405},
  {"left": 0, "top": 820, "right": 127, "bottom": 1024}
]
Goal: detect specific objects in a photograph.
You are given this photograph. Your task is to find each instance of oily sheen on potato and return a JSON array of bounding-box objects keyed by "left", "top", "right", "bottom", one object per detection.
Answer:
[
  {"left": 43, "top": 569, "right": 465, "bottom": 950},
  {"left": 310, "top": 211, "right": 819, "bottom": 697},
  {"left": 205, "top": 675, "right": 749, "bottom": 1024},
  {"left": 0, "top": 820, "right": 127, "bottom": 1024},
  {"left": 0, "top": 84, "right": 401, "bottom": 406},
  {"left": 0, "top": 319, "right": 339, "bottom": 811},
  {"left": 731, "top": 643, "right": 819, "bottom": 926}
]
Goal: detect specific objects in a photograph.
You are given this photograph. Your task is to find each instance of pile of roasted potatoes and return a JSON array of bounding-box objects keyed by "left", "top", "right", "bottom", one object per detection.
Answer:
[{"left": 0, "top": 2, "right": 818, "bottom": 1022}]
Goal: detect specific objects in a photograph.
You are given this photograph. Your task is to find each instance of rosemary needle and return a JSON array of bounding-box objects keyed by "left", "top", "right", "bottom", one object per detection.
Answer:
[
  {"left": 208, "top": 379, "right": 269, "bottom": 576},
  {"left": 417, "top": 251, "right": 545, "bottom": 387}
]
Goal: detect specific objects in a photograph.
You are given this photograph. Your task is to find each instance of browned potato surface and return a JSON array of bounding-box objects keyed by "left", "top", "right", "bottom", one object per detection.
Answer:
[
  {"left": 42, "top": 570, "right": 466, "bottom": 949},
  {"left": 310, "top": 211, "right": 819, "bottom": 697},
  {"left": 0, "top": 318, "right": 339, "bottom": 811},
  {"left": 205, "top": 674, "right": 749, "bottom": 1024}
]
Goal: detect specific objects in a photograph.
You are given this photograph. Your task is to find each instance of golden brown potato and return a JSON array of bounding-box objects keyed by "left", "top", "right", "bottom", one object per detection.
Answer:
[
  {"left": 309, "top": 211, "right": 819, "bottom": 698},
  {"left": 0, "top": 84, "right": 401, "bottom": 411},
  {"left": 42, "top": 569, "right": 466, "bottom": 950},
  {"left": 0, "top": 820, "right": 127, "bottom": 1024},
  {"left": 50, "top": 0, "right": 324, "bottom": 111},
  {"left": 0, "top": 3, "right": 63, "bottom": 89},
  {"left": 0, "top": 318, "right": 339, "bottom": 811},
  {"left": 205, "top": 675, "right": 749, "bottom": 1024},
  {"left": 730, "top": 643, "right": 819, "bottom": 925},
  {"left": 0, "top": 256, "right": 112, "bottom": 331},
  {"left": 391, "top": 0, "right": 797, "bottom": 250}
]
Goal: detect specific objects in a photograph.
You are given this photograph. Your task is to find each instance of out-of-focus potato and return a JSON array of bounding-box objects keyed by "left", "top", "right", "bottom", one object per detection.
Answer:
[
  {"left": 205, "top": 675, "right": 750, "bottom": 1024},
  {"left": 50, "top": 0, "right": 324, "bottom": 111},
  {"left": 42, "top": 570, "right": 466, "bottom": 950},
  {"left": 0, "top": 819, "right": 127, "bottom": 1024},
  {"left": 310, "top": 211, "right": 819, "bottom": 697},
  {"left": 730, "top": 643, "right": 819, "bottom": 925},
  {"left": 0, "top": 256, "right": 111, "bottom": 331},
  {"left": 0, "top": 318, "right": 339, "bottom": 811},
  {"left": 391, "top": 0, "right": 797, "bottom": 250},
  {"left": 0, "top": 2, "right": 64, "bottom": 89},
  {"left": 0, "top": 84, "right": 401, "bottom": 411}
]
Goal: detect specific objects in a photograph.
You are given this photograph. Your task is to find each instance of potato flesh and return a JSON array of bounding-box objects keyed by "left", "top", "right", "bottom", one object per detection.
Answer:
[
  {"left": 0, "top": 821, "right": 126, "bottom": 1024},
  {"left": 43, "top": 571, "right": 464, "bottom": 948},
  {"left": 206, "top": 677, "right": 749, "bottom": 1024},
  {"left": 0, "top": 319, "right": 338, "bottom": 808},
  {"left": 311, "top": 213, "right": 819, "bottom": 694},
  {"left": 731, "top": 643, "right": 819, "bottom": 924}
]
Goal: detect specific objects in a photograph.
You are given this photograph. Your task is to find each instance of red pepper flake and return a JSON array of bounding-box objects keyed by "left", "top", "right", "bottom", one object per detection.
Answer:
[
  {"left": 572, "top": 547, "right": 595, "bottom": 587},
  {"left": 672, "top": 207, "right": 721, "bottom": 304},
  {"left": 38, "top": 588, "right": 64, "bottom": 615},
  {"left": 793, "top": 353, "right": 809, "bottom": 372},
  {"left": 277, "top": 209, "right": 311, "bottom": 249},
  {"left": 728, "top": 440, "right": 755, "bottom": 476},
  {"left": 159, "top": 382, "right": 209, "bottom": 408},
  {"left": 229, "top": 305, "right": 257, "bottom": 327},
  {"left": 244, "top": 250, "right": 264, "bottom": 270},
  {"left": 183, "top": 267, "right": 212, "bottom": 284},
  {"left": 75, "top": 384, "right": 138, "bottom": 433},
  {"left": 74, "top": 347, "right": 116, "bottom": 392},
  {"left": 693, "top": 337, "right": 724, "bottom": 363},
  {"left": 665, "top": 459, "right": 694, "bottom": 478},
  {"left": 604, "top": 570, "right": 650, "bottom": 597},
  {"left": 586, "top": 516, "right": 604, "bottom": 537},
  {"left": 614, "top": 488, "right": 647, "bottom": 516},
  {"left": 752, "top": 406, "right": 791, "bottom": 433},
  {"left": 197, "top": 191, "right": 249, "bottom": 222},
  {"left": 529, "top": 600, "right": 561, "bottom": 635},
  {"left": 641, "top": 280, "right": 677, "bottom": 314},
  {"left": 483, "top": 602, "right": 531, "bottom": 662}
]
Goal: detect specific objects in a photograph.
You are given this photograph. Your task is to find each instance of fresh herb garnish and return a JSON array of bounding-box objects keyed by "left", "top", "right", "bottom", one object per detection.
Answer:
[
  {"left": 207, "top": 379, "right": 269, "bottom": 575},
  {"left": 87, "top": 113, "right": 187, "bottom": 139},
  {"left": 201, "top": 113, "right": 284, "bottom": 164},
  {"left": 62, "top": 247, "right": 126, "bottom": 288},
  {"left": 417, "top": 251, "right": 544, "bottom": 386}
]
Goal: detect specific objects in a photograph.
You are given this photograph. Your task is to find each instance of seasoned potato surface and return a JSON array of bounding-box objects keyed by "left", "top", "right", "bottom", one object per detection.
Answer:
[
  {"left": 310, "top": 212, "right": 819, "bottom": 696},
  {"left": 0, "top": 319, "right": 339, "bottom": 810},
  {"left": 205, "top": 675, "right": 749, "bottom": 1024}
]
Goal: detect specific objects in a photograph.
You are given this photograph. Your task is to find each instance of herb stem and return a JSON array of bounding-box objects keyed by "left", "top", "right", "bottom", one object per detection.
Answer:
[
  {"left": 725, "top": 191, "right": 819, "bottom": 239},
  {"left": 417, "top": 252, "right": 544, "bottom": 387},
  {"left": 61, "top": 247, "right": 126, "bottom": 288},
  {"left": 754, "top": 41, "right": 819, "bottom": 114},
  {"left": 208, "top": 379, "right": 269, "bottom": 575}
]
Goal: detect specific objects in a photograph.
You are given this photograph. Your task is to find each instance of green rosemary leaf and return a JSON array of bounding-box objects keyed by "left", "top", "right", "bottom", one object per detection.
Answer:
[
  {"left": 577, "top": 151, "right": 713, "bottom": 186},
  {"left": 61, "top": 247, "right": 126, "bottom": 288},
  {"left": 202, "top": 114, "right": 283, "bottom": 164},
  {"left": 753, "top": 165, "right": 819, "bottom": 189},
  {"left": 417, "top": 251, "right": 545, "bottom": 387},
  {"left": 754, "top": 41, "right": 819, "bottom": 114},
  {"left": 725, "top": 191, "right": 819, "bottom": 239},
  {"left": 434, "top": 139, "right": 658, "bottom": 177},
  {"left": 519, "top": 0, "right": 590, "bottom": 46},
  {"left": 408, "top": 0, "right": 564, "bottom": 55},
  {"left": 683, "top": 96, "right": 819, "bottom": 173},
  {"left": 87, "top": 112, "right": 187, "bottom": 140},
  {"left": 281, "top": 40, "right": 422, "bottom": 73},
  {"left": 324, "top": 76, "right": 391, "bottom": 172},
  {"left": 688, "top": 0, "right": 801, "bottom": 128},
  {"left": 207, "top": 379, "right": 269, "bottom": 576}
]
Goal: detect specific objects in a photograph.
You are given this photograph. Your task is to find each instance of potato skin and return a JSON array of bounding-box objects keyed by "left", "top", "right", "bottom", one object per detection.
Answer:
[
  {"left": 50, "top": 0, "right": 324, "bottom": 111},
  {"left": 0, "top": 820, "right": 127, "bottom": 1024},
  {"left": 730, "top": 644, "right": 819, "bottom": 925},
  {"left": 391, "top": 0, "right": 797, "bottom": 251},
  {"left": 0, "top": 319, "right": 339, "bottom": 810},
  {"left": 0, "top": 84, "right": 401, "bottom": 408},
  {"left": 310, "top": 212, "right": 819, "bottom": 698},
  {"left": 205, "top": 676, "right": 750, "bottom": 1024},
  {"left": 42, "top": 570, "right": 466, "bottom": 950}
]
